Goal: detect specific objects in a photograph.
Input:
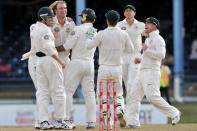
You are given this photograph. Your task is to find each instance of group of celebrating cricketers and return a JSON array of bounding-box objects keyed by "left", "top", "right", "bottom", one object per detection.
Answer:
[{"left": 21, "top": 0, "right": 181, "bottom": 130}]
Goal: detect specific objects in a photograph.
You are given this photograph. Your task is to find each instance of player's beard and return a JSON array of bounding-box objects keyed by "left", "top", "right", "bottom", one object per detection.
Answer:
[
  {"left": 42, "top": 17, "right": 55, "bottom": 27},
  {"left": 47, "top": 21, "right": 55, "bottom": 27}
]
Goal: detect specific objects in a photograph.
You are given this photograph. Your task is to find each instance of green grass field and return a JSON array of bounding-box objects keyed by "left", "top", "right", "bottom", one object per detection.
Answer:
[
  {"left": 1, "top": 124, "right": 197, "bottom": 131},
  {"left": 170, "top": 103, "right": 197, "bottom": 124}
]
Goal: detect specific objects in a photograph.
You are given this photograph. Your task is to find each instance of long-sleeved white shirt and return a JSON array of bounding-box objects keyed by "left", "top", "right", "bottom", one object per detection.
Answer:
[
  {"left": 32, "top": 22, "right": 57, "bottom": 56},
  {"left": 117, "top": 19, "right": 145, "bottom": 64},
  {"left": 140, "top": 30, "right": 166, "bottom": 71},
  {"left": 63, "top": 23, "right": 96, "bottom": 61},
  {"left": 52, "top": 16, "right": 75, "bottom": 60},
  {"left": 86, "top": 26, "right": 134, "bottom": 66}
]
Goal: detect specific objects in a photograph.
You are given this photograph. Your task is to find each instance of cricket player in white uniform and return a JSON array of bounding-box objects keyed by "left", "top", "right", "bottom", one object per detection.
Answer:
[
  {"left": 33, "top": 7, "right": 68, "bottom": 130},
  {"left": 21, "top": 24, "right": 41, "bottom": 129},
  {"left": 126, "top": 17, "right": 181, "bottom": 128},
  {"left": 61, "top": 8, "right": 97, "bottom": 129},
  {"left": 117, "top": 4, "right": 145, "bottom": 125},
  {"left": 49, "top": 2, "right": 76, "bottom": 129},
  {"left": 50, "top": 1, "right": 75, "bottom": 66},
  {"left": 86, "top": 10, "right": 134, "bottom": 129}
]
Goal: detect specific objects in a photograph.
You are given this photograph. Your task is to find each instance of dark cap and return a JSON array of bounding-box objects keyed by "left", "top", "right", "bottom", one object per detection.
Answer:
[
  {"left": 124, "top": 5, "right": 136, "bottom": 12},
  {"left": 105, "top": 10, "right": 120, "bottom": 22},
  {"left": 144, "top": 17, "right": 160, "bottom": 29},
  {"left": 37, "top": 7, "right": 55, "bottom": 19}
]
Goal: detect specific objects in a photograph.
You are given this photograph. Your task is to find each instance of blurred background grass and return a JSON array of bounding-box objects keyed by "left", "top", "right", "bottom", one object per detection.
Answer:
[{"left": 169, "top": 102, "right": 197, "bottom": 123}]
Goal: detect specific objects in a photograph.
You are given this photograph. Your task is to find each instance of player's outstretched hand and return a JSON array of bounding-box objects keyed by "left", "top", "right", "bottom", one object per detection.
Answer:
[
  {"left": 134, "top": 58, "right": 141, "bottom": 64},
  {"left": 142, "top": 44, "right": 148, "bottom": 51},
  {"left": 61, "top": 62, "right": 66, "bottom": 69},
  {"left": 49, "top": 1, "right": 62, "bottom": 9}
]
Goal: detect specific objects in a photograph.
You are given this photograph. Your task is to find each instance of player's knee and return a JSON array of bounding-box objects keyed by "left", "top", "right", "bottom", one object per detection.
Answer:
[
  {"left": 146, "top": 94, "right": 160, "bottom": 103},
  {"left": 65, "top": 85, "right": 75, "bottom": 95},
  {"left": 83, "top": 90, "right": 95, "bottom": 97}
]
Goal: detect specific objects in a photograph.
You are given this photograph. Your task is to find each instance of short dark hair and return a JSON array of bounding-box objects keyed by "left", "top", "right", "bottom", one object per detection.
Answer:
[
  {"left": 105, "top": 10, "right": 120, "bottom": 26},
  {"left": 107, "top": 20, "right": 118, "bottom": 26}
]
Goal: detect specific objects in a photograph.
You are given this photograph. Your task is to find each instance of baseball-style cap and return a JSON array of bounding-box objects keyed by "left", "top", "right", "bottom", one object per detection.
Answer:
[
  {"left": 144, "top": 17, "right": 160, "bottom": 29},
  {"left": 38, "top": 7, "right": 55, "bottom": 18},
  {"left": 105, "top": 10, "right": 120, "bottom": 22},
  {"left": 124, "top": 4, "right": 136, "bottom": 12}
]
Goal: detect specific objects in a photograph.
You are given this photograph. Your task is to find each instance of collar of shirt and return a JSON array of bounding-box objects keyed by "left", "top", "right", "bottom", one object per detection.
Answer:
[
  {"left": 149, "top": 30, "right": 160, "bottom": 38},
  {"left": 36, "top": 21, "right": 48, "bottom": 28},
  {"left": 123, "top": 18, "right": 138, "bottom": 28},
  {"left": 107, "top": 26, "right": 119, "bottom": 30},
  {"left": 81, "top": 23, "right": 93, "bottom": 27},
  {"left": 54, "top": 16, "right": 69, "bottom": 25}
]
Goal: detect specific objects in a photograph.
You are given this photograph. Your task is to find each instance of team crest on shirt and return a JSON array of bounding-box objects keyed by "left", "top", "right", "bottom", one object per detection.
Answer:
[
  {"left": 44, "top": 35, "right": 49, "bottom": 40},
  {"left": 121, "top": 27, "right": 126, "bottom": 30},
  {"left": 54, "top": 27, "right": 60, "bottom": 33},
  {"left": 70, "top": 31, "right": 75, "bottom": 36},
  {"left": 135, "top": 26, "right": 138, "bottom": 29},
  {"left": 66, "top": 27, "right": 70, "bottom": 33}
]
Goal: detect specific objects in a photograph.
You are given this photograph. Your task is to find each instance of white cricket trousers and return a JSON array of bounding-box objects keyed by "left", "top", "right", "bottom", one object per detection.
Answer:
[
  {"left": 28, "top": 55, "right": 40, "bottom": 123},
  {"left": 64, "top": 59, "right": 96, "bottom": 123},
  {"left": 125, "top": 56, "right": 140, "bottom": 121},
  {"left": 126, "top": 69, "right": 179, "bottom": 126},
  {"left": 97, "top": 65, "right": 124, "bottom": 112},
  {"left": 36, "top": 56, "right": 65, "bottom": 122},
  {"left": 58, "top": 54, "right": 70, "bottom": 121},
  {"left": 28, "top": 55, "right": 37, "bottom": 89}
]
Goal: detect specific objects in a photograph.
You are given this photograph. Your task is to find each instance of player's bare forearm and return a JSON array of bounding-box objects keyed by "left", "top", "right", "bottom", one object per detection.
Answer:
[
  {"left": 52, "top": 54, "right": 66, "bottom": 68},
  {"left": 56, "top": 45, "right": 66, "bottom": 52},
  {"left": 49, "top": 1, "right": 62, "bottom": 9}
]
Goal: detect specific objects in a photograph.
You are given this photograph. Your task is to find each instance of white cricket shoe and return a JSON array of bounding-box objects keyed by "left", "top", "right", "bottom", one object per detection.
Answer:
[
  {"left": 172, "top": 112, "right": 181, "bottom": 125},
  {"left": 63, "top": 120, "right": 76, "bottom": 130},
  {"left": 53, "top": 120, "right": 64, "bottom": 129},
  {"left": 40, "top": 121, "right": 53, "bottom": 130},
  {"left": 34, "top": 121, "right": 40, "bottom": 129},
  {"left": 117, "top": 108, "right": 126, "bottom": 128},
  {"left": 125, "top": 124, "right": 140, "bottom": 129},
  {"left": 86, "top": 122, "right": 95, "bottom": 129}
]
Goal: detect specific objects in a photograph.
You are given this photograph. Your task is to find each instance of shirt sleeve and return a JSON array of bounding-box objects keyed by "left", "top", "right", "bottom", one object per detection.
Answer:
[
  {"left": 124, "top": 32, "right": 134, "bottom": 53},
  {"left": 145, "top": 38, "right": 166, "bottom": 60},
  {"left": 86, "top": 31, "right": 102, "bottom": 49},
  {"left": 63, "top": 27, "right": 79, "bottom": 50},
  {"left": 41, "top": 33, "right": 58, "bottom": 56},
  {"left": 139, "top": 23, "right": 145, "bottom": 34}
]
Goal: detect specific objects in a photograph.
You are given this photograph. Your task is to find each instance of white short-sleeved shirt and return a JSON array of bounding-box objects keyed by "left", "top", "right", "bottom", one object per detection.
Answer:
[
  {"left": 86, "top": 26, "right": 134, "bottom": 66},
  {"left": 52, "top": 16, "right": 75, "bottom": 59},
  {"left": 118, "top": 19, "right": 145, "bottom": 64},
  {"left": 63, "top": 23, "right": 96, "bottom": 61},
  {"left": 140, "top": 30, "right": 166, "bottom": 71},
  {"left": 32, "top": 22, "right": 57, "bottom": 56}
]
